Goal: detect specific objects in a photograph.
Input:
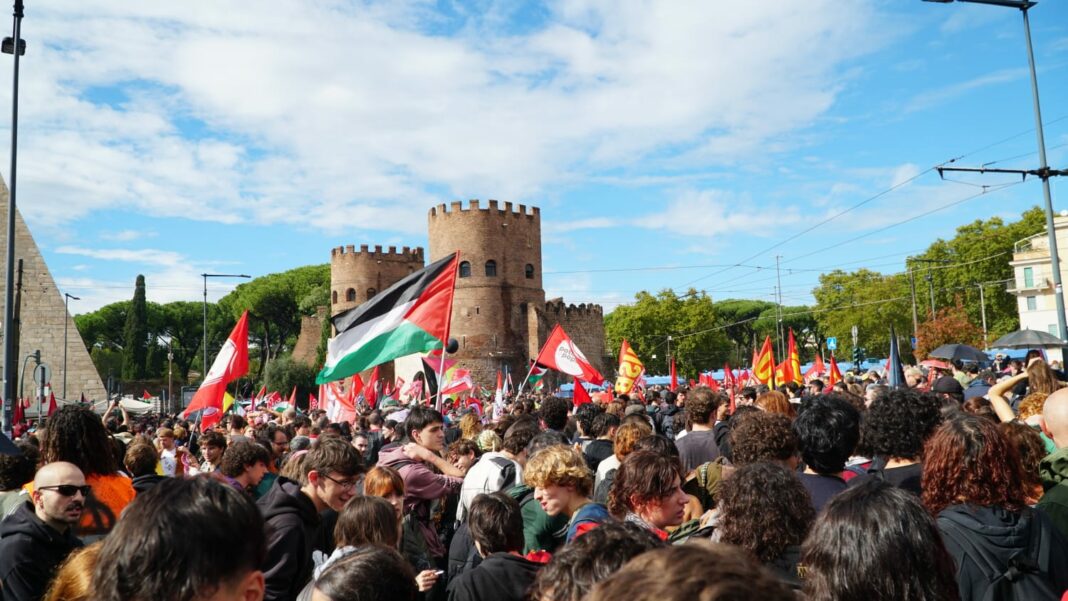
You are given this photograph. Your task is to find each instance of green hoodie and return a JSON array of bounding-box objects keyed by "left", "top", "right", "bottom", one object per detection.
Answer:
[
  {"left": 1038, "top": 446, "right": 1068, "bottom": 540},
  {"left": 507, "top": 484, "right": 569, "bottom": 554}
]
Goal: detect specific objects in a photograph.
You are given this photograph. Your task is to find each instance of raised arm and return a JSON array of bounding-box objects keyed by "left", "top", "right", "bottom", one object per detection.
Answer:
[{"left": 988, "top": 372, "right": 1027, "bottom": 423}]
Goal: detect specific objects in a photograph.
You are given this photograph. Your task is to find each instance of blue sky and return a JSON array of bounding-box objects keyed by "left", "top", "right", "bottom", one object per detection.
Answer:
[{"left": 4, "top": 0, "right": 1067, "bottom": 315}]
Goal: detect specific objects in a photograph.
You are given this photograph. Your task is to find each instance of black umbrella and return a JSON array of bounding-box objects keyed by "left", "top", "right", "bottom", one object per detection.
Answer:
[
  {"left": 0, "top": 432, "right": 19, "bottom": 455},
  {"left": 991, "top": 329, "right": 1068, "bottom": 349},
  {"left": 928, "top": 344, "right": 989, "bottom": 363}
]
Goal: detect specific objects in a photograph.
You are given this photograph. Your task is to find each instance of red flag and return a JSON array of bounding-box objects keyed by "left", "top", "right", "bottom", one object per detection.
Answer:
[
  {"left": 348, "top": 374, "right": 364, "bottom": 406},
  {"left": 308, "top": 393, "right": 319, "bottom": 411},
  {"left": 688, "top": 378, "right": 697, "bottom": 389},
  {"left": 287, "top": 386, "right": 297, "bottom": 407},
  {"left": 47, "top": 387, "right": 58, "bottom": 417},
  {"left": 573, "top": 377, "right": 593, "bottom": 407},
  {"left": 142, "top": 389, "right": 152, "bottom": 400},
  {"left": 707, "top": 377, "right": 720, "bottom": 392},
  {"left": 804, "top": 354, "right": 827, "bottom": 379},
  {"left": 13, "top": 397, "right": 23, "bottom": 425},
  {"left": 669, "top": 358, "right": 678, "bottom": 392},
  {"left": 535, "top": 325, "right": 605, "bottom": 385},
  {"left": 784, "top": 329, "right": 802, "bottom": 385},
  {"left": 826, "top": 353, "right": 843, "bottom": 388},
  {"left": 79, "top": 392, "right": 87, "bottom": 404},
  {"left": 183, "top": 311, "right": 250, "bottom": 424},
  {"left": 724, "top": 363, "right": 736, "bottom": 412},
  {"left": 364, "top": 366, "right": 380, "bottom": 409}
]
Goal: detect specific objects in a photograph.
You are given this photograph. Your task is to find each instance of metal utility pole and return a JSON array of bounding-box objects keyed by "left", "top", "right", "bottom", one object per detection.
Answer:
[
  {"left": 926, "top": 0, "right": 1068, "bottom": 341},
  {"left": 926, "top": 272, "right": 937, "bottom": 317},
  {"left": 1, "top": 0, "right": 25, "bottom": 436},
  {"left": 978, "top": 283, "right": 989, "bottom": 349},
  {"left": 775, "top": 255, "right": 785, "bottom": 358},
  {"left": 908, "top": 269, "right": 920, "bottom": 340},
  {"left": 200, "top": 273, "right": 250, "bottom": 383}
]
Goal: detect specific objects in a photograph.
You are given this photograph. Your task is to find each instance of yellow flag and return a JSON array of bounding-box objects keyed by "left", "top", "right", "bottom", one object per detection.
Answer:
[
  {"left": 615, "top": 340, "right": 645, "bottom": 395},
  {"left": 222, "top": 391, "right": 235, "bottom": 413}
]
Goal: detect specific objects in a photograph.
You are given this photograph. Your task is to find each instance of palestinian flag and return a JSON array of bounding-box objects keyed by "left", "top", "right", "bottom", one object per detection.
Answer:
[
  {"left": 317, "top": 253, "right": 459, "bottom": 384},
  {"left": 527, "top": 361, "right": 547, "bottom": 387}
]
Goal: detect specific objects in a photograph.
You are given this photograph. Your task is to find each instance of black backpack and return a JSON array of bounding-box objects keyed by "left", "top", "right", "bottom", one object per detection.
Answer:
[
  {"left": 488, "top": 456, "right": 517, "bottom": 491},
  {"left": 938, "top": 509, "right": 1059, "bottom": 601}
]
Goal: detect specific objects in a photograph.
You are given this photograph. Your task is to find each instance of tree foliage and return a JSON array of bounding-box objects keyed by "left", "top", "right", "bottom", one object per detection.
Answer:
[
  {"left": 264, "top": 356, "right": 318, "bottom": 409},
  {"left": 811, "top": 269, "right": 912, "bottom": 360},
  {"left": 604, "top": 289, "right": 730, "bottom": 377},
  {"left": 121, "top": 275, "right": 149, "bottom": 379}
]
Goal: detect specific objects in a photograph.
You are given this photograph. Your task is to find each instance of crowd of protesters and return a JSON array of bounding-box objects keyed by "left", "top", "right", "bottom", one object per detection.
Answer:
[{"left": 0, "top": 350, "right": 1067, "bottom": 600}]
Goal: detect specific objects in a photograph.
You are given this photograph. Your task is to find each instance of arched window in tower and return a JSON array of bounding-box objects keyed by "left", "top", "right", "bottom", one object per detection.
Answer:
[
  {"left": 525, "top": 264, "right": 535, "bottom": 279},
  {"left": 459, "top": 261, "right": 471, "bottom": 278},
  {"left": 345, "top": 288, "right": 356, "bottom": 302},
  {"left": 332, "top": 291, "right": 338, "bottom": 304},
  {"left": 485, "top": 260, "right": 497, "bottom": 277},
  {"left": 367, "top": 288, "right": 377, "bottom": 300}
]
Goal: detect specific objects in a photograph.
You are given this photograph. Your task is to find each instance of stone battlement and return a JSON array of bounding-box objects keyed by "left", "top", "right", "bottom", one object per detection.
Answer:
[
  {"left": 429, "top": 199, "right": 540, "bottom": 219},
  {"left": 331, "top": 245, "right": 425, "bottom": 261},
  {"left": 545, "top": 300, "right": 603, "bottom": 317}
]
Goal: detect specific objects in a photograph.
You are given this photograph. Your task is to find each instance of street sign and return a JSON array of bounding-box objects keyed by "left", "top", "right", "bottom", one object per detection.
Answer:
[
  {"left": 33, "top": 364, "right": 50, "bottom": 388},
  {"left": 827, "top": 337, "right": 838, "bottom": 351}
]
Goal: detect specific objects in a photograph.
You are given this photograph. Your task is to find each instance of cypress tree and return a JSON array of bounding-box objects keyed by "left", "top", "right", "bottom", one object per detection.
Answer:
[{"left": 122, "top": 274, "right": 148, "bottom": 379}]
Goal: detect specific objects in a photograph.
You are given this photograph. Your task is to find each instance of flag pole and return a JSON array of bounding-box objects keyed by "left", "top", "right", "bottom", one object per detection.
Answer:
[
  {"left": 435, "top": 251, "right": 460, "bottom": 412},
  {"left": 514, "top": 361, "right": 538, "bottom": 399}
]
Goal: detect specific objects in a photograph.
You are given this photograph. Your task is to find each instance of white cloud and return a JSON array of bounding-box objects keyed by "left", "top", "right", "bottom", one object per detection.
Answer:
[
  {"left": 904, "top": 68, "right": 1027, "bottom": 113},
  {"left": 7, "top": 0, "right": 891, "bottom": 235},
  {"left": 100, "top": 229, "right": 157, "bottom": 242},
  {"left": 543, "top": 217, "right": 621, "bottom": 234},
  {"left": 55, "top": 246, "right": 186, "bottom": 267},
  {"left": 639, "top": 189, "right": 802, "bottom": 238}
]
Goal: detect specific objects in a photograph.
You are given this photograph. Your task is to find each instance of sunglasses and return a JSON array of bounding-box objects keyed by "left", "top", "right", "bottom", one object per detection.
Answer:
[{"left": 38, "top": 484, "right": 92, "bottom": 497}]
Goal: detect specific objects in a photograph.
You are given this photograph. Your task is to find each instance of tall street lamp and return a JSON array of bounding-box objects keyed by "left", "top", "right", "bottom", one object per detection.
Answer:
[
  {"left": 62, "top": 293, "right": 78, "bottom": 399},
  {"left": 1, "top": 0, "right": 26, "bottom": 435},
  {"left": 924, "top": 0, "right": 1067, "bottom": 340},
  {"left": 201, "top": 273, "right": 250, "bottom": 382}
]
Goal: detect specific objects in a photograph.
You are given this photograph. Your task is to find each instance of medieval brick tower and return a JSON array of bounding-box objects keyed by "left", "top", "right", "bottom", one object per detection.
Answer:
[
  {"left": 309, "top": 200, "right": 606, "bottom": 388},
  {"left": 428, "top": 200, "right": 546, "bottom": 384}
]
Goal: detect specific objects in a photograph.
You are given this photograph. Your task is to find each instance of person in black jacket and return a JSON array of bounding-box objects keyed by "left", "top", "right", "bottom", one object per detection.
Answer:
[
  {"left": 258, "top": 437, "right": 364, "bottom": 601},
  {"left": 447, "top": 492, "right": 540, "bottom": 601},
  {"left": 0, "top": 461, "right": 85, "bottom": 601}
]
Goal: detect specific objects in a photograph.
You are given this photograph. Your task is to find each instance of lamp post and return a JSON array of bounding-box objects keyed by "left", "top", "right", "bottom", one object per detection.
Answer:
[
  {"left": 924, "top": 0, "right": 1066, "bottom": 340},
  {"left": 1, "top": 0, "right": 26, "bottom": 436},
  {"left": 200, "top": 273, "right": 250, "bottom": 382},
  {"left": 62, "top": 293, "right": 79, "bottom": 399}
]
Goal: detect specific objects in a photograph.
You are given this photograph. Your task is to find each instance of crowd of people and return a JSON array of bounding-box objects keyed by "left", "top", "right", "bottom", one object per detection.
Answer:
[{"left": 0, "top": 349, "right": 1067, "bottom": 600}]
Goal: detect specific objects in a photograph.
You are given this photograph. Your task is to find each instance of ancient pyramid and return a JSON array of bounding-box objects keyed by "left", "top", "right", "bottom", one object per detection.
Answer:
[{"left": 0, "top": 178, "right": 106, "bottom": 402}]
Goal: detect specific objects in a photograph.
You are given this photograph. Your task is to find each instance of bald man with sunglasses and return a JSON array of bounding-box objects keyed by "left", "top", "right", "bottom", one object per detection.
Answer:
[{"left": 0, "top": 461, "right": 86, "bottom": 601}]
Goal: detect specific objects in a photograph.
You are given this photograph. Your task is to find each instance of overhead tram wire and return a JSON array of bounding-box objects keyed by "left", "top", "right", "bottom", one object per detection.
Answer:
[{"left": 674, "top": 113, "right": 1068, "bottom": 293}]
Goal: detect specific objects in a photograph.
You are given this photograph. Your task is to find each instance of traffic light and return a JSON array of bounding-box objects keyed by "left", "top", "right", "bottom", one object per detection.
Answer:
[{"left": 852, "top": 347, "right": 861, "bottom": 365}]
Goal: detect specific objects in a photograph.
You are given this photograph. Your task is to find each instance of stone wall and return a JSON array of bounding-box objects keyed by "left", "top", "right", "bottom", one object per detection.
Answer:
[
  {"left": 291, "top": 307, "right": 325, "bottom": 367},
  {"left": 542, "top": 299, "right": 607, "bottom": 374},
  {"left": 0, "top": 181, "right": 106, "bottom": 401},
  {"left": 330, "top": 245, "right": 425, "bottom": 316}
]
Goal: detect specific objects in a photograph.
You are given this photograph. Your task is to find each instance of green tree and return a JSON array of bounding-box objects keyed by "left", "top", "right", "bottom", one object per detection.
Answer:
[
  {"left": 812, "top": 269, "right": 912, "bottom": 360},
  {"left": 265, "top": 356, "right": 318, "bottom": 410},
  {"left": 712, "top": 299, "right": 775, "bottom": 365},
  {"left": 604, "top": 289, "right": 730, "bottom": 378},
  {"left": 156, "top": 301, "right": 210, "bottom": 382},
  {"left": 121, "top": 275, "right": 149, "bottom": 379},
  {"left": 75, "top": 301, "right": 130, "bottom": 352}
]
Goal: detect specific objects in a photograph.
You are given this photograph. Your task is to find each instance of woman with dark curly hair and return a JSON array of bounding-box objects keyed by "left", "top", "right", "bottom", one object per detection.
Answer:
[
  {"left": 849, "top": 388, "right": 943, "bottom": 495},
  {"left": 716, "top": 462, "right": 813, "bottom": 589},
  {"left": 921, "top": 416, "right": 1068, "bottom": 600},
  {"left": 802, "top": 479, "right": 959, "bottom": 601},
  {"left": 998, "top": 421, "right": 1046, "bottom": 504},
  {"left": 33, "top": 406, "right": 135, "bottom": 540},
  {"left": 606, "top": 451, "right": 688, "bottom": 535},
  {"left": 728, "top": 412, "right": 799, "bottom": 468}
]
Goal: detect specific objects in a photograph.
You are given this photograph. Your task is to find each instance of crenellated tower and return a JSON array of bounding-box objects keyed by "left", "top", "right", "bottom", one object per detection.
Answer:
[{"left": 330, "top": 245, "right": 425, "bottom": 315}]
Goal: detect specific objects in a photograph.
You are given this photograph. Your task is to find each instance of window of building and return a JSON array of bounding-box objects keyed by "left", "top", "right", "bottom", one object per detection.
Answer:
[
  {"left": 1024, "top": 267, "right": 1034, "bottom": 288},
  {"left": 485, "top": 260, "right": 497, "bottom": 277},
  {"left": 1050, "top": 324, "right": 1059, "bottom": 336},
  {"left": 525, "top": 264, "right": 535, "bottom": 279},
  {"left": 332, "top": 291, "right": 338, "bottom": 304},
  {"left": 459, "top": 261, "right": 471, "bottom": 278},
  {"left": 367, "top": 288, "right": 377, "bottom": 300},
  {"left": 1027, "top": 296, "right": 1037, "bottom": 311},
  {"left": 346, "top": 288, "right": 356, "bottom": 302}
]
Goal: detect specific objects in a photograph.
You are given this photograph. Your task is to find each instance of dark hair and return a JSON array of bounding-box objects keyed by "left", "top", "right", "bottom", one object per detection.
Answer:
[
  {"left": 793, "top": 395, "right": 860, "bottom": 474},
  {"left": 91, "top": 478, "right": 266, "bottom": 601},
  {"left": 123, "top": 442, "right": 160, "bottom": 477},
  {"left": 961, "top": 397, "right": 998, "bottom": 423},
  {"left": 606, "top": 450, "right": 683, "bottom": 518},
  {"left": 590, "top": 413, "right": 621, "bottom": 438},
  {"left": 587, "top": 540, "right": 794, "bottom": 601},
  {"left": 718, "top": 462, "right": 814, "bottom": 563},
  {"left": 859, "top": 389, "right": 943, "bottom": 461},
  {"left": 334, "top": 496, "right": 399, "bottom": 549},
  {"left": 802, "top": 479, "right": 959, "bottom": 601},
  {"left": 502, "top": 419, "right": 539, "bottom": 455},
  {"left": 921, "top": 416, "right": 1027, "bottom": 515},
  {"left": 530, "top": 521, "right": 666, "bottom": 601},
  {"left": 314, "top": 546, "right": 417, "bottom": 601},
  {"left": 729, "top": 412, "right": 798, "bottom": 466},
  {"left": 0, "top": 442, "right": 38, "bottom": 491},
  {"left": 403, "top": 406, "right": 444, "bottom": 441},
  {"left": 199, "top": 430, "right": 227, "bottom": 452},
  {"left": 219, "top": 441, "right": 272, "bottom": 478},
  {"left": 305, "top": 437, "right": 365, "bottom": 479},
  {"left": 40, "top": 406, "right": 118, "bottom": 476},
  {"left": 631, "top": 434, "right": 679, "bottom": 458},
  {"left": 526, "top": 430, "right": 571, "bottom": 456},
  {"left": 808, "top": 379, "right": 824, "bottom": 392},
  {"left": 574, "top": 403, "right": 604, "bottom": 437},
  {"left": 539, "top": 397, "right": 571, "bottom": 431},
  {"left": 686, "top": 387, "right": 725, "bottom": 424},
  {"left": 467, "top": 492, "right": 524, "bottom": 554},
  {"left": 228, "top": 415, "right": 247, "bottom": 431}
]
